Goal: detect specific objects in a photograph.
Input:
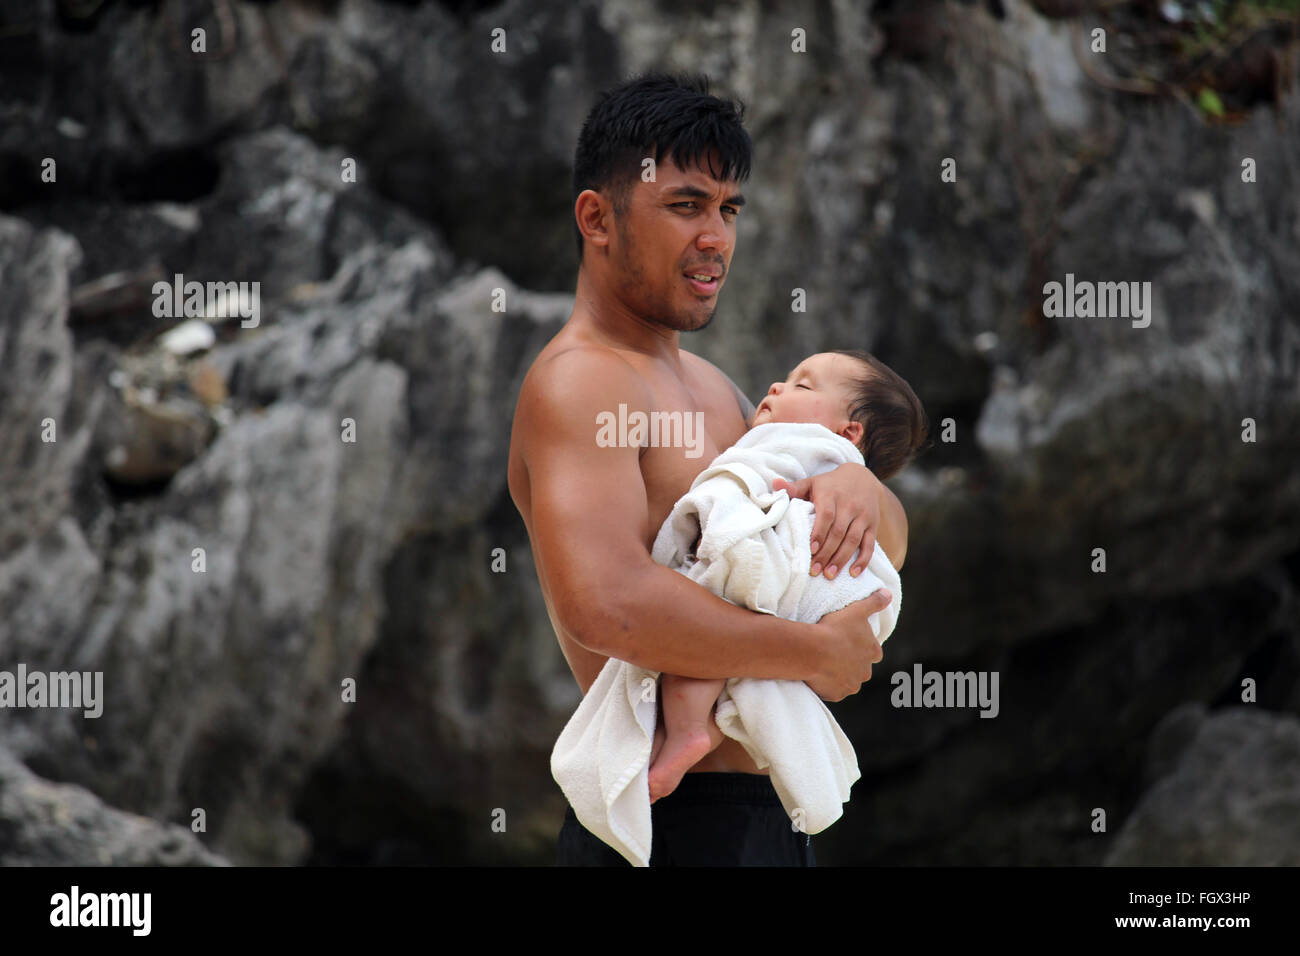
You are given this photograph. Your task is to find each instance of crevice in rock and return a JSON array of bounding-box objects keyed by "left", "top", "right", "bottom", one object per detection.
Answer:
[
  {"left": 0, "top": 152, "right": 42, "bottom": 211},
  {"left": 53, "top": 0, "right": 122, "bottom": 34},
  {"left": 101, "top": 471, "right": 176, "bottom": 503},
  {"left": 427, "top": 0, "right": 509, "bottom": 22},
  {"left": 111, "top": 146, "right": 222, "bottom": 204}
]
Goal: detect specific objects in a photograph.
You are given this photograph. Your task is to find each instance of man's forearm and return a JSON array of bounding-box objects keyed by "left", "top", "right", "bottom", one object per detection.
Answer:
[
  {"left": 571, "top": 561, "right": 825, "bottom": 682},
  {"left": 877, "top": 481, "right": 908, "bottom": 568}
]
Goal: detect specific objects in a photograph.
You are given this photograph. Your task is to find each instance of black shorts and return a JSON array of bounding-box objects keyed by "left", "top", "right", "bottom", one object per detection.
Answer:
[{"left": 555, "top": 772, "right": 816, "bottom": 867}]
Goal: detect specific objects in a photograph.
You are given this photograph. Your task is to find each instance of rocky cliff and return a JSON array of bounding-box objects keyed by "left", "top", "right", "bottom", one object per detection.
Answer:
[{"left": 1, "top": 0, "right": 1298, "bottom": 864}]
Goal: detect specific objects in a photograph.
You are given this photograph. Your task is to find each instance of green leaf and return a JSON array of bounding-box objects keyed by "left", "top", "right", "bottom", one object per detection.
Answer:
[{"left": 1197, "top": 87, "right": 1225, "bottom": 117}]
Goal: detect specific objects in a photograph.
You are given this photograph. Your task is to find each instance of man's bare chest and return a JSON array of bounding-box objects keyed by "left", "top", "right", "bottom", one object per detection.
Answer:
[{"left": 638, "top": 405, "right": 745, "bottom": 544}]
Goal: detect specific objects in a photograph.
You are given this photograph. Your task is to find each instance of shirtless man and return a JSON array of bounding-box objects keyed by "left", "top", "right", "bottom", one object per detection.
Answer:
[{"left": 507, "top": 73, "right": 907, "bottom": 866}]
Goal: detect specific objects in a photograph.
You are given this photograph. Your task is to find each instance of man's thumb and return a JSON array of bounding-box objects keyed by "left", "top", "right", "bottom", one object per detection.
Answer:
[{"left": 773, "top": 476, "right": 807, "bottom": 498}]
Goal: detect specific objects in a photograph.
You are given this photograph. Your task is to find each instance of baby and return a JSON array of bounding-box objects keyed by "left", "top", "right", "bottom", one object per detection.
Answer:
[{"left": 647, "top": 349, "right": 928, "bottom": 802}]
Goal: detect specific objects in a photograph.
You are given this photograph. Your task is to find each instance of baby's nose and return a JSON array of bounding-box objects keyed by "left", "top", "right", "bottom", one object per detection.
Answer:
[{"left": 767, "top": 382, "right": 783, "bottom": 396}]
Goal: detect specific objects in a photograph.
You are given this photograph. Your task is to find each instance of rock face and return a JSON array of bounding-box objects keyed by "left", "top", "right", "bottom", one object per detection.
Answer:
[
  {"left": 0, "top": 743, "right": 228, "bottom": 866},
  {"left": 1106, "top": 707, "right": 1300, "bottom": 866},
  {"left": 1, "top": 0, "right": 1298, "bottom": 864}
]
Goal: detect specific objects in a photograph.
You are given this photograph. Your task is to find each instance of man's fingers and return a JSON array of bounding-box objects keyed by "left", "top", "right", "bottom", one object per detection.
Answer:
[
  {"left": 857, "top": 590, "right": 891, "bottom": 662},
  {"left": 824, "top": 515, "right": 869, "bottom": 580},
  {"left": 777, "top": 477, "right": 824, "bottom": 555},
  {"left": 773, "top": 476, "right": 807, "bottom": 499},
  {"left": 813, "top": 509, "right": 855, "bottom": 576},
  {"left": 851, "top": 529, "right": 878, "bottom": 577},
  {"left": 809, "top": 504, "right": 835, "bottom": 567},
  {"left": 815, "top": 683, "right": 847, "bottom": 703}
]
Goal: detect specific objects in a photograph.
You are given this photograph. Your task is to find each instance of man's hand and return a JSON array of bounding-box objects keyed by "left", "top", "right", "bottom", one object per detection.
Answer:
[
  {"left": 774, "top": 462, "right": 884, "bottom": 579},
  {"left": 805, "top": 589, "right": 890, "bottom": 701}
]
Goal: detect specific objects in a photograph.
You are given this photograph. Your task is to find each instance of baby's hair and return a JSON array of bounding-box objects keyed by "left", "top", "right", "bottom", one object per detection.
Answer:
[{"left": 832, "top": 350, "right": 929, "bottom": 481}]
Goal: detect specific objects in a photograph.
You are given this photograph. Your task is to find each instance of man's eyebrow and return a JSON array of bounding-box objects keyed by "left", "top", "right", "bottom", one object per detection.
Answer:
[{"left": 664, "top": 185, "right": 746, "bottom": 207}]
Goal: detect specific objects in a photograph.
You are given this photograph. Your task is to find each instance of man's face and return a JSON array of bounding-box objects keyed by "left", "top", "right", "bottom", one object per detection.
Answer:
[
  {"left": 606, "top": 155, "right": 745, "bottom": 333},
  {"left": 753, "top": 352, "right": 864, "bottom": 432}
]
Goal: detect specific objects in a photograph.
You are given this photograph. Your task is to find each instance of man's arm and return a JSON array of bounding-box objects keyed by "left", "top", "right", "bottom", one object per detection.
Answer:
[
  {"left": 877, "top": 480, "right": 908, "bottom": 569},
  {"left": 775, "top": 463, "right": 909, "bottom": 576},
  {"left": 520, "top": 347, "right": 887, "bottom": 696}
]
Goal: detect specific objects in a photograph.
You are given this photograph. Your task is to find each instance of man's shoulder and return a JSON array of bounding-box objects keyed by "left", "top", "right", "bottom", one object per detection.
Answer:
[
  {"left": 520, "top": 342, "right": 653, "bottom": 418},
  {"left": 682, "top": 350, "right": 755, "bottom": 424},
  {"left": 679, "top": 348, "right": 727, "bottom": 381}
]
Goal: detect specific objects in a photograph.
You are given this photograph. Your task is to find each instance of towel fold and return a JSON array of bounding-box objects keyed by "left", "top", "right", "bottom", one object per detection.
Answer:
[{"left": 551, "top": 422, "right": 901, "bottom": 866}]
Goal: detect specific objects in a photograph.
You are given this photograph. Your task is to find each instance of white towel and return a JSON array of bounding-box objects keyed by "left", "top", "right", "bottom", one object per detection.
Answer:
[{"left": 551, "top": 422, "right": 902, "bottom": 866}]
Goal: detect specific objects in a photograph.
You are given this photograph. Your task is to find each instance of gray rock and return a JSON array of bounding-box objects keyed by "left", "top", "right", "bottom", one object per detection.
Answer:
[
  {"left": 1106, "top": 708, "right": 1300, "bottom": 865},
  {"left": 0, "top": 744, "right": 229, "bottom": 866},
  {"left": 100, "top": 396, "right": 215, "bottom": 486},
  {"left": 0, "top": 217, "right": 98, "bottom": 560},
  {"left": 0, "top": 0, "right": 1298, "bottom": 866}
]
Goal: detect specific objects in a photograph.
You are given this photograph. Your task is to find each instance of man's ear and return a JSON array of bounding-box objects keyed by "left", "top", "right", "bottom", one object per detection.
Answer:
[{"left": 575, "top": 189, "right": 612, "bottom": 250}]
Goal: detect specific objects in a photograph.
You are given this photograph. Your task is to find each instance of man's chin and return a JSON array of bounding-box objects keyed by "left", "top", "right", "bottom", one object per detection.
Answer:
[
  {"left": 645, "top": 309, "right": 714, "bottom": 333},
  {"left": 679, "top": 309, "right": 715, "bottom": 333}
]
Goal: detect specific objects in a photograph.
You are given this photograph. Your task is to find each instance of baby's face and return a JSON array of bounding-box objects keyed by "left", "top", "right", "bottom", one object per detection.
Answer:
[{"left": 752, "top": 352, "right": 865, "bottom": 435}]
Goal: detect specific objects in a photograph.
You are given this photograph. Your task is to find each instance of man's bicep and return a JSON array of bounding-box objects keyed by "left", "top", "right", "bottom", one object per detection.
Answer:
[
  {"left": 876, "top": 482, "right": 908, "bottom": 569},
  {"left": 523, "top": 356, "right": 655, "bottom": 640},
  {"left": 530, "top": 428, "right": 652, "bottom": 583}
]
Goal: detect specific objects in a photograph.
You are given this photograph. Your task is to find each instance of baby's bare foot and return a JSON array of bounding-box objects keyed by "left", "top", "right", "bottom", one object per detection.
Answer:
[{"left": 648, "top": 728, "right": 714, "bottom": 803}]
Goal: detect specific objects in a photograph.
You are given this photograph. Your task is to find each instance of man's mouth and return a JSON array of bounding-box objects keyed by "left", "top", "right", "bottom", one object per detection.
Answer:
[{"left": 684, "top": 269, "right": 721, "bottom": 295}]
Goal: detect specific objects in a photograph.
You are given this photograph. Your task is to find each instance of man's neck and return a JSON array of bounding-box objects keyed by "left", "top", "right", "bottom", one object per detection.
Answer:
[{"left": 570, "top": 266, "right": 681, "bottom": 366}]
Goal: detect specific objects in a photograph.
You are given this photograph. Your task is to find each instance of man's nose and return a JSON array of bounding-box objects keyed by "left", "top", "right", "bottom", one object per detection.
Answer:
[{"left": 695, "top": 211, "right": 731, "bottom": 253}]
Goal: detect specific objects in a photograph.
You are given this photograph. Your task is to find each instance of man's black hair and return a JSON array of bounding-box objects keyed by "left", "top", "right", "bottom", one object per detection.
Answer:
[{"left": 572, "top": 72, "right": 753, "bottom": 259}]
